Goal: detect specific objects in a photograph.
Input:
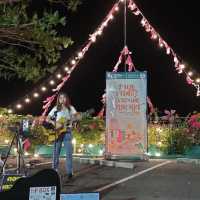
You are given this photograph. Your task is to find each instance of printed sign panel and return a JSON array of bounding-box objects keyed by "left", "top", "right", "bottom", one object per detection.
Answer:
[
  {"left": 29, "top": 186, "right": 56, "bottom": 200},
  {"left": 106, "top": 72, "right": 147, "bottom": 156}
]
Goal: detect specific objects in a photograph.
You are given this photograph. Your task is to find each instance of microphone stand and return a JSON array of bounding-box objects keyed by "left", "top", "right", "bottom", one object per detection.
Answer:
[{"left": 52, "top": 111, "right": 58, "bottom": 171}]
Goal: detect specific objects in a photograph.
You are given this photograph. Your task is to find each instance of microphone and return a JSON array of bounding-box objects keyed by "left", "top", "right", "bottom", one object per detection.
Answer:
[{"left": 50, "top": 110, "right": 58, "bottom": 121}]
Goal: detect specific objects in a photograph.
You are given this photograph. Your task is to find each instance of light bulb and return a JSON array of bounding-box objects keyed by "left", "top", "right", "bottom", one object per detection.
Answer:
[
  {"left": 196, "top": 78, "right": 200, "bottom": 83},
  {"left": 41, "top": 86, "right": 47, "bottom": 92},
  {"left": 78, "top": 52, "right": 83, "bottom": 58},
  {"left": 64, "top": 67, "right": 69, "bottom": 71},
  {"left": 8, "top": 109, "right": 13, "bottom": 113},
  {"left": 71, "top": 60, "right": 76, "bottom": 65},
  {"left": 115, "top": 6, "right": 119, "bottom": 11},
  {"left": 56, "top": 74, "right": 62, "bottom": 79},
  {"left": 16, "top": 104, "right": 22, "bottom": 109},
  {"left": 25, "top": 98, "right": 30, "bottom": 103},
  {"left": 50, "top": 80, "right": 55, "bottom": 85},
  {"left": 188, "top": 71, "right": 193, "bottom": 76},
  {"left": 33, "top": 93, "right": 39, "bottom": 98}
]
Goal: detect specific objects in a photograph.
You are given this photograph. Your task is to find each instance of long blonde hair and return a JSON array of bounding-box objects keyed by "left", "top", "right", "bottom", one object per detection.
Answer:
[{"left": 56, "top": 92, "right": 71, "bottom": 111}]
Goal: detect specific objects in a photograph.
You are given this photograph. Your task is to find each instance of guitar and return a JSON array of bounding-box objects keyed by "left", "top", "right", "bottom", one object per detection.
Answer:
[{"left": 44, "top": 108, "right": 95, "bottom": 142}]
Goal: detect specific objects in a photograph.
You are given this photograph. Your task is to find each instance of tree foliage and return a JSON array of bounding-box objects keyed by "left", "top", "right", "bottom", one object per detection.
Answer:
[{"left": 0, "top": 0, "right": 81, "bottom": 82}]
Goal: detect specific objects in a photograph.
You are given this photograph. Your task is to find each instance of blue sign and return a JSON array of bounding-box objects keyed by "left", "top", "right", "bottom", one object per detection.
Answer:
[{"left": 60, "top": 193, "right": 99, "bottom": 200}]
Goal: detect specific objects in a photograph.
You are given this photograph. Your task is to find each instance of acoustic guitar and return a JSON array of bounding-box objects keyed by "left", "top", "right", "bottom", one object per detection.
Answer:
[{"left": 44, "top": 109, "right": 95, "bottom": 142}]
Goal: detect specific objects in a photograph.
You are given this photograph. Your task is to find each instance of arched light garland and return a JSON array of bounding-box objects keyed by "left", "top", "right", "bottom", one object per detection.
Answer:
[
  {"left": 7, "top": 0, "right": 123, "bottom": 114},
  {"left": 128, "top": 0, "right": 200, "bottom": 96},
  {"left": 7, "top": 0, "right": 200, "bottom": 115}
]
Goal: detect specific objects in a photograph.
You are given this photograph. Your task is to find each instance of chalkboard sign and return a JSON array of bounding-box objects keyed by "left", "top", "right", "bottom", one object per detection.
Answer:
[{"left": 0, "top": 174, "right": 24, "bottom": 191}]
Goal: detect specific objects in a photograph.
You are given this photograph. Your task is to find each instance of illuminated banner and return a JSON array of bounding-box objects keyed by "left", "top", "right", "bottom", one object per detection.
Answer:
[{"left": 106, "top": 72, "right": 147, "bottom": 156}]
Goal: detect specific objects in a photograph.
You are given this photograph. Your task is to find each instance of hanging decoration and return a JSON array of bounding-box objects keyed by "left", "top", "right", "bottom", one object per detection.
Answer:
[
  {"left": 98, "top": 45, "right": 154, "bottom": 117},
  {"left": 7, "top": 0, "right": 200, "bottom": 114},
  {"left": 128, "top": 0, "right": 200, "bottom": 96}
]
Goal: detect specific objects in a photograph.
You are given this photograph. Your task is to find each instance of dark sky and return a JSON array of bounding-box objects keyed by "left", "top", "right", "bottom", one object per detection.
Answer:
[{"left": 0, "top": 0, "right": 200, "bottom": 116}]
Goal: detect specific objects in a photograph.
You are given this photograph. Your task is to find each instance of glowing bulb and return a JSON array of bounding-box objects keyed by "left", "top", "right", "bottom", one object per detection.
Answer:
[
  {"left": 41, "top": 86, "right": 47, "bottom": 92},
  {"left": 34, "top": 153, "right": 39, "bottom": 158},
  {"left": 56, "top": 74, "right": 62, "bottom": 79},
  {"left": 25, "top": 98, "right": 30, "bottom": 103},
  {"left": 152, "top": 34, "right": 158, "bottom": 40},
  {"left": 91, "top": 35, "right": 96, "bottom": 42},
  {"left": 103, "top": 21, "right": 108, "bottom": 27},
  {"left": 33, "top": 93, "right": 39, "bottom": 98},
  {"left": 24, "top": 152, "right": 29, "bottom": 156},
  {"left": 88, "top": 144, "right": 93, "bottom": 148},
  {"left": 97, "top": 30, "right": 102, "bottom": 35},
  {"left": 64, "top": 67, "right": 69, "bottom": 71},
  {"left": 196, "top": 78, "right": 200, "bottom": 83},
  {"left": 71, "top": 60, "right": 76, "bottom": 65},
  {"left": 115, "top": 6, "right": 119, "bottom": 11},
  {"left": 14, "top": 148, "right": 17, "bottom": 152},
  {"left": 77, "top": 148, "right": 82, "bottom": 153},
  {"left": 16, "top": 104, "right": 22, "bottom": 109},
  {"left": 156, "top": 127, "right": 162, "bottom": 133},
  {"left": 8, "top": 109, "right": 13, "bottom": 114},
  {"left": 155, "top": 152, "right": 161, "bottom": 157},
  {"left": 180, "top": 64, "right": 185, "bottom": 69},
  {"left": 4, "top": 139, "right": 9, "bottom": 144},
  {"left": 109, "top": 14, "right": 114, "bottom": 20},
  {"left": 120, "top": 0, "right": 124, "bottom": 2},
  {"left": 188, "top": 71, "right": 193, "bottom": 76},
  {"left": 80, "top": 144, "right": 84, "bottom": 148},
  {"left": 72, "top": 138, "right": 76, "bottom": 144},
  {"left": 157, "top": 142, "right": 162, "bottom": 146},
  {"left": 78, "top": 52, "right": 83, "bottom": 58},
  {"left": 159, "top": 42, "right": 164, "bottom": 48},
  {"left": 99, "top": 150, "right": 104, "bottom": 155},
  {"left": 50, "top": 80, "right": 55, "bottom": 85},
  {"left": 141, "top": 19, "right": 146, "bottom": 26}
]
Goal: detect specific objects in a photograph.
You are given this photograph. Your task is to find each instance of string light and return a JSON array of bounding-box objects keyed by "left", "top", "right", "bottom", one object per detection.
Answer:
[
  {"left": 56, "top": 74, "right": 62, "bottom": 79},
  {"left": 34, "top": 153, "right": 39, "bottom": 158},
  {"left": 71, "top": 59, "right": 76, "bottom": 65},
  {"left": 33, "top": 93, "right": 39, "bottom": 98},
  {"left": 128, "top": 0, "right": 200, "bottom": 96},
  {"left": 97, "top": 30, "right": 102, "bottom": 35},
  {"left": 7, "top": 1, "right": 122, "bottom": 113},
  {"left": 4, "top": 139, "right": 9, "bottom": 144},
  {"left": 90, "top": 35, "right": 96, "bottom": 42},
  {"left": 109, "top": 14, "right": 114, "bottom": 20},
  {"left": 196, "top": 78, "right": 200, "bottom": 83},
  {"left": 188, "top": 71, "right": 193, "bottom": 76},
  {"left": 64, "top": 67, "right": 69, "bottom": 71},
  {"left": 25, "top": 98, "right": 30, "bottom": 103},
  {"left": 115, "top": 6, "right": 119, "bottom": 11},
  {"left": 78, "top": 52, "right": 83, "bottom": 58},
  {"left": 8, "top": 109, "right": 13, "bottom": 113},
  {"left": 180, "top": 64, "right": 185, "bottom": 69},
  {"left": 41, "top": 86, "right": 47, "bottom": 92},
  {"left": 49, "top": 80, "right": 55, "bottom": 85},
  {"left": 16, "top": 104, "right": 22, "bottom": 109}
]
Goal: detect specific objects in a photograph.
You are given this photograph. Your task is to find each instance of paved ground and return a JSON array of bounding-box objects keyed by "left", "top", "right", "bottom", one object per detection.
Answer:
[{"left": 2, "top": 158, "right": 200, "bottom": 200}]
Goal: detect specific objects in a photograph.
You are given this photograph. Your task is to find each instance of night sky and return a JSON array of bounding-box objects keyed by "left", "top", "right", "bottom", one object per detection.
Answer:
[{"left": 0, "top": 0, "right": 200, "bottom": 116}]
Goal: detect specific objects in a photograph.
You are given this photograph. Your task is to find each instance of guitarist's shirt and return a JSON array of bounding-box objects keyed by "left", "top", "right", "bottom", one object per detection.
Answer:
[{"left": 48, "top": 106, "right": 77, "bottom": 124}]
